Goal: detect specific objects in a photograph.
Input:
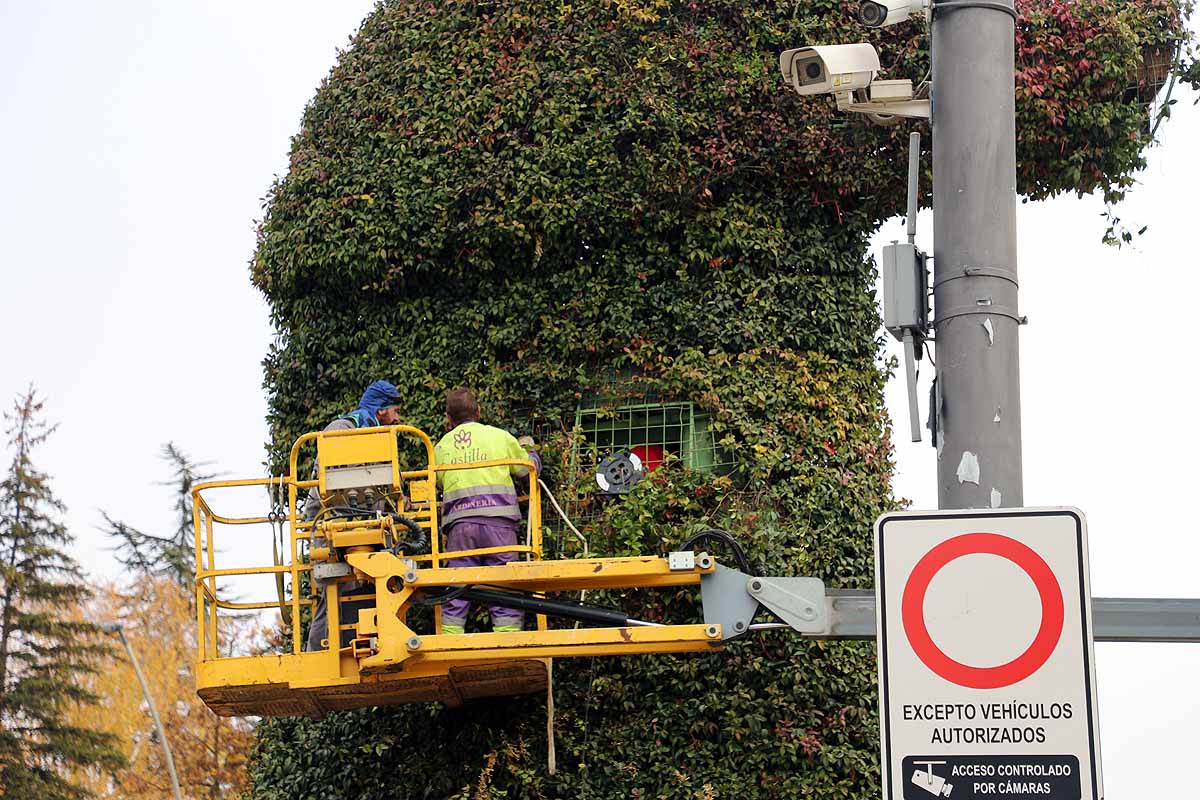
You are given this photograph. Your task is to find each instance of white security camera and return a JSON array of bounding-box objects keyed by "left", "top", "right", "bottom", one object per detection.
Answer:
[
  {"left": 857, "top": 0, "right": 927, "bottom": 28},
  {"left": 779, "top": 43, "right": 880, "bottom": 96}
]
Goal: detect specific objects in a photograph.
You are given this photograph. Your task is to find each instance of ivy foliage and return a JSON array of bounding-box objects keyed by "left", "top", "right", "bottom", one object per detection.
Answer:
[
  {"left": 1014, "top": 0, "right": 1195, "bottom": 203},
  {"left": 248, "top": 1, "right": 1192, "bottom": 797}
]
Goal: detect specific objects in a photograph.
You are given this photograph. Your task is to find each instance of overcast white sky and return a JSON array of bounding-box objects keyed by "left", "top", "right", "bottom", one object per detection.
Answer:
[{"left": 1, "top": 3, "right": 1196, "bottom": 796}]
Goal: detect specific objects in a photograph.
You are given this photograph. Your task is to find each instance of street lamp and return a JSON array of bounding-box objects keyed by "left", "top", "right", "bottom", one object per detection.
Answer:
[{"left": 98, "top": 622, "right": 183, "bottom": 800}]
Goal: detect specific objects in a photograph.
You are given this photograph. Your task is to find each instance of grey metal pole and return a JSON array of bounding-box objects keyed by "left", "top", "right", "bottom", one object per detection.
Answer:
[
  {"left": 101, "top": 623, "right": 183, "bottom": 800},
  {"left": 774, "top": 590, "right": 1200, "bottom": 643},
  {"left": 931, "top": 0, "right": 1023, "bottom": 509}
]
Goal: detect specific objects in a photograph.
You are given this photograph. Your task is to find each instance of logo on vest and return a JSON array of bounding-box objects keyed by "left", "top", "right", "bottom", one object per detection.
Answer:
[{"left": 453, "top": 430, "right": 472, "bottom": 449}]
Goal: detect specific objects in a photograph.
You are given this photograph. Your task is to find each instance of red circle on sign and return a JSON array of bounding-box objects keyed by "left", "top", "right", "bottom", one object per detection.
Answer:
[{"left": 901, "top": 532, "right": 1064, "bottom": 689}]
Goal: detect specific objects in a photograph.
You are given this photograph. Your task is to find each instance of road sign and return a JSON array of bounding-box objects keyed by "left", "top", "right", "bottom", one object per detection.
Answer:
[{"left": 875, "top": 508, "right": 1101, "bottom": 800}]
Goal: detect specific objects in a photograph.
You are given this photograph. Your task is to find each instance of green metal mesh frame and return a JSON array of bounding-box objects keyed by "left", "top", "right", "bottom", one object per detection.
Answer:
[
  {"left": 531, "top": 400, "right": 736, "bottom": 557},
  {"left": 571, "top": 401, "right": 734, "bottom": 479}
]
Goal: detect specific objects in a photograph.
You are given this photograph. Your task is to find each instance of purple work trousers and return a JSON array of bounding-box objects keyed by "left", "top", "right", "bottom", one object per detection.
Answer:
[{"left": 442, "top": 519, "right": 523, "bottom": 630}]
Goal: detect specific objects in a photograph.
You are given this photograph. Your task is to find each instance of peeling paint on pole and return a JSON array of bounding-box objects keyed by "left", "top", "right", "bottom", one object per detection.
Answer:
[{"left": 956, "top": 451, "right": 980, "bottom": 485}]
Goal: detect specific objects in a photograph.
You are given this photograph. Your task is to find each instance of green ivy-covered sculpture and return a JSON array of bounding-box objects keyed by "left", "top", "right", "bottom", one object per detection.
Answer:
[{"left": 247, "top": 1, "right": 1193, "bottom": 796}]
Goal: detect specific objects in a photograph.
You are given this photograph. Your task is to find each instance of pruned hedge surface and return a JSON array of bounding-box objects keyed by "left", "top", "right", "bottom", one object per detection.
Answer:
[{"left": 247, "top": 1, "right": 1192, "bottom": 797}]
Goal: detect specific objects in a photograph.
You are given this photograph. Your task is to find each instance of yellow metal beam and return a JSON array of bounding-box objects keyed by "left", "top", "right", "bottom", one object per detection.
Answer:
[
  {"left": 392, "top": 625, "right": 722, "bottom": 666},
  {"left": 197, "top": 649, "right": 359, "bottom": 690},
  {"left": 347, "top": 551, "right": 710, "bottom": 592},
  {"left": 405, "top": 543, "right": 536, "bottom": 563},
  {"left": 328, "top": 528, "right": 388, "bottom": 549}
]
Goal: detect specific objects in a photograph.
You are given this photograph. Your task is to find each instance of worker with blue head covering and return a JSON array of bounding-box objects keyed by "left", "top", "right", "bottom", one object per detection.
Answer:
[
  {"left": 305, "top": 378, "right": 403, "bottom": 651},
  {"left": 339, "top": 380, "right": 404, "bottom": 429}
]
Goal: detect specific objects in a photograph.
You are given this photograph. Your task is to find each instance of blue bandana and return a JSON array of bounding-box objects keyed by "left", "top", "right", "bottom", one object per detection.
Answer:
[{"left": 341, "top": 380, "right": 401, "bottom": 428}]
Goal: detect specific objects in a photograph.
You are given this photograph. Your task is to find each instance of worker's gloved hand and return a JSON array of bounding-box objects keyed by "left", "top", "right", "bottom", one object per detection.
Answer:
[{"left": 517, "top": 435, "right": 536, "bottom": 450}]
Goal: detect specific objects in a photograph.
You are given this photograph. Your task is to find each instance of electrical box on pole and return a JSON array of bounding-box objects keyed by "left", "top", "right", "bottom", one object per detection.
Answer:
[
  {"left": 882, "top": 132, "right": 930, "bottom": 442},
  {"left": 882, "top": 243, "right": 928, "bottom": 339}
]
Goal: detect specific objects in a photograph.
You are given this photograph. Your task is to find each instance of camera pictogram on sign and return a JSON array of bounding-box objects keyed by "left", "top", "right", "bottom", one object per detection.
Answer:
[{"left": 910, "top": 761, "right": 953, "bottom": 797}]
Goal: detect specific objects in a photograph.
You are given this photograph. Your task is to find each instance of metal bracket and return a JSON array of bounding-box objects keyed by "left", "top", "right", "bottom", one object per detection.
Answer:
[
  {"left": 701, "top": 565, "right": 762, "bottom": 640},
  {"left": 747, "top": 576, "right": 829, "bottom": 634},
  {"left": 845, "top": 98, "right": 930, "bottom": 119},
  {"left": 933, "top": 303, "right": 1023, "bottom": 326},
  {"left": 313, "top": 562, "right": 353, "bottom": 582},
  {"left": 668, "top": 551, "right": 696, "bottom": 571},
  {"left": 932, "top": 0, "right": 1018, "bottom": 22},
  {"left": 932, "top": 265, "right": 1019, "bottom": 289},
  {"left": 701, "top": 566, "right": 830, "bottom": 639}
]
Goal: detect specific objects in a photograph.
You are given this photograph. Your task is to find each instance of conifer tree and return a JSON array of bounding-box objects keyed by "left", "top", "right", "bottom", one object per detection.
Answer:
[
  {"left": 0, "top": 390, "right": 124, "bottom": 798},
  {"left": 104, "top": 443, "right": 213, "bottom": 586}
]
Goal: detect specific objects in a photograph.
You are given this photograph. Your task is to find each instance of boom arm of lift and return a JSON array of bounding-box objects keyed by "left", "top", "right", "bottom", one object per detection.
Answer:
[
  {"left": 337, "top": 548, "right": 833, "bottom": 675},
  {"left": 193, "top": 424, "right": 1200, "bottom": 720}
]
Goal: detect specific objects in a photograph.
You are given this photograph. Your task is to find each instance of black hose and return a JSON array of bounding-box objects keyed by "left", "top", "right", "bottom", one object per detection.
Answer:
[
  {"left": 459, "top": 588, "right": 631, "bottom": 627},
  {"left": 412, "top": 584, "right": 632, "bottom": 627},
  {"left": 679, "top": 528, "right": 758, "bottom": 576},
  {"left": 389, "top": 514, "right": 428, "bottom": 555},
  {"left": 410, "top": 584, "right": 471, "bottom": 607},
  {"left": 319, "top": 505, "right": 360, "bottom": 519},
  {"left": 320, "top": 505, "right": 382, "bottom": 521},
  {"left": 317, "top": 507, "right": 428, "bottom": 554}
]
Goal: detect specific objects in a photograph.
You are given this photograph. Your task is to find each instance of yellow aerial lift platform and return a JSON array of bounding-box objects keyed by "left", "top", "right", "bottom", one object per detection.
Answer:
[{"left": 192, "top": 425, "right": 831, "bottom": 718}]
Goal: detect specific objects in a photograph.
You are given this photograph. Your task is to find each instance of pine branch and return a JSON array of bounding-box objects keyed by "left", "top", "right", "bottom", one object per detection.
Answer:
[{"left": 102, "top": 442, "right": 216, "bottom": 586}]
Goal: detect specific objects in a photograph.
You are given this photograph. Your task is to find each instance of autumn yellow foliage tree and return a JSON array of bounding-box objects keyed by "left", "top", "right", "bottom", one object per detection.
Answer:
[{"left": 67, "top": 577, "right": 255, "bottom": 798}]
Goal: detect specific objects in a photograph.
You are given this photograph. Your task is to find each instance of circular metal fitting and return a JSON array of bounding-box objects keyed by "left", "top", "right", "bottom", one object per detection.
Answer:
[
  {"left": 697, "top": 554, "right": 714, "bottom": 569},
  {"left": 406, "top": 636, "right": 422, "bottom": 651},
  {"left": 749, "top": 579, "right": 763, "bottom": 593},
  {"left": 734, "top": 620, "right": 746, "bottom": 632},
  {"left": 801, "top": 606, "right": 817, "bottom": 621},
  {"left": 704, "top": 624, "right": 721, "bottom": 639},
  {"left": 403, "top": 570, "right": 418, "bottom": 584}
]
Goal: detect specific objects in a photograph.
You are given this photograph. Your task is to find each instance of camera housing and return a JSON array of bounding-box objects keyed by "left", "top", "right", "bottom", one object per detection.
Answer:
[
  {"left": 778, "top": 43, "right": 880, "bottom": 97},
  {"left": 857, "top": 0, "right": 926, "bottom": 28}
]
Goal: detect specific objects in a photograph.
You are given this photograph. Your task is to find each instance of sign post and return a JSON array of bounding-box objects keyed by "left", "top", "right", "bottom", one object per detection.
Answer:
[{"left": 875, "top": 508, "right": 1102, "bottom": 799}]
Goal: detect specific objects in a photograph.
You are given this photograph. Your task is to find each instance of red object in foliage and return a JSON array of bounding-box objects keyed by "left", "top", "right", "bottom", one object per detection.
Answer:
[{"left": 630, "top": 444, "right": 664, "bottom": 472}]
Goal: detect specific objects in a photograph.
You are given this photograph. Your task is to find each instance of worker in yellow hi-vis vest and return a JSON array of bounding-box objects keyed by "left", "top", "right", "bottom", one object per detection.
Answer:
[{"left": 433, "top": 387, "right": 541, "bottom": 634}]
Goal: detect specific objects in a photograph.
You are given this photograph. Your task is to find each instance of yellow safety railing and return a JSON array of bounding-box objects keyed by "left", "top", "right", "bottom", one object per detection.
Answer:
[
  {"left": 191, "top": 424, "right": 724, "bottom": 718},
  {"left": 192, "top": 424, "right": 543, "bottom": 661}
]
